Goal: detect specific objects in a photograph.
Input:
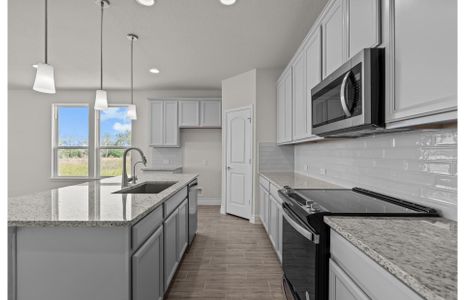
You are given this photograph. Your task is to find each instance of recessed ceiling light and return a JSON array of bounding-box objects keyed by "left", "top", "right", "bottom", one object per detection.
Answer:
[
  {"left": 136, "top": 0, "right": 156, "bottom": 6},
  {"left": 220, "top": 0, "right": 236, "bottom": 5},
  {"left": 149, "top": 68, "right": 160, "bottom": 74}
]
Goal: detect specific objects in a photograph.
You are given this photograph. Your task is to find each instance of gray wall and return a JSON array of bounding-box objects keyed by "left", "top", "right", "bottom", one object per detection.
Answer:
[
  {"left": 8, "top": 88, "right": 222, "bottom": 198},
  {"left": 294, "top": 126, "right": 457, "bottom": 220}
]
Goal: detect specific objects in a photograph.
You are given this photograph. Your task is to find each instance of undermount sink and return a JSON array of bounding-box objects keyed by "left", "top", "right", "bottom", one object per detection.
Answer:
[{"left": 114, "top": 181, "right": 177, "bottom": 194}]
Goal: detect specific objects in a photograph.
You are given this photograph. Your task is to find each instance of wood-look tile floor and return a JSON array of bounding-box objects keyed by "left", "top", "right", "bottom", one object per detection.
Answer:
[{"left": 165, "top": 206, "right": 285, "bottom": 300}]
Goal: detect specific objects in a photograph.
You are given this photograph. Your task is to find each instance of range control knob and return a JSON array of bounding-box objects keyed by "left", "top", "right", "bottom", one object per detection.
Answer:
[
  {"left": 309, "top": 203, "right": 321, "bottom": 213},
  {"left": 305, "top": 200, "right": 314, "bottom": 207}
]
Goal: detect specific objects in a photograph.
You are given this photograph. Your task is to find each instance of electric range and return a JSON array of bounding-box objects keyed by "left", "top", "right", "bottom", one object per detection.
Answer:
[{"left": 278, "top": 186, "right": 439, "bottom": 300}]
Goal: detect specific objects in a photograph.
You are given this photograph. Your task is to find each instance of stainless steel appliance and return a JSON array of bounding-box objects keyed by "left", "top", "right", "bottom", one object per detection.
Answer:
[
  {"left": 311, "top": 48, "right": 384, "bottom": 137},
  {"left": 279, "top": 187, "right": 438, "bottom": 300},
  {"left": 188, "top": 180, "right": 199, "bottom": 245}
]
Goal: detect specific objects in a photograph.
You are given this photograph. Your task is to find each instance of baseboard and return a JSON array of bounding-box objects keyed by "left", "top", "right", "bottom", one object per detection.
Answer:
[
  {"left": 198, "top": 197, "right": 221, "bottom": 205},
  {"left": 249, "top": 215, "right": 262, "bottom": 224}
]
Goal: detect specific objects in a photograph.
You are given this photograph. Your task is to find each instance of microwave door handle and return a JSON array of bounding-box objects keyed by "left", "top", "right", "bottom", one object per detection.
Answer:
[
  {"left": 340, "top": 71, "right": 352, "bottom": 117},
  {"left": 282, "top": 208, "right": 320, "bottom": 244}
]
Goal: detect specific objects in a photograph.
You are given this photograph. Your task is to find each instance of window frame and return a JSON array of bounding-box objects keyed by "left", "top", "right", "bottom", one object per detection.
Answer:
[
  {"left": 51, "top": 103, "right": 92, "bottom": 179},
  {"left": 95, "top": 104, "right": 133, "bottom": 178}
]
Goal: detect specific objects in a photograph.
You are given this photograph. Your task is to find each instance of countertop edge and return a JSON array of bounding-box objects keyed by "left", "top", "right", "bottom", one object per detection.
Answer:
[
  {"left": 8, "top": 174, "right": 199, "bottom": 228},
  {"left": 324, "top": 216, "right": 444, "bottom": 300}
]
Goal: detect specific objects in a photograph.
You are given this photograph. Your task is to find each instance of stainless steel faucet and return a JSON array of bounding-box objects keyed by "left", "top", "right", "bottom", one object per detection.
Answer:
[{"left": 122, "top": 147, "right": 147, "bottom": 188}]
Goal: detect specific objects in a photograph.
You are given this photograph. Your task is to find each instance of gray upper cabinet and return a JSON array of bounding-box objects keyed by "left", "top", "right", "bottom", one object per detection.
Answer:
[
  {"left": 132, "top": 226, "right": 164, "bottom": 300},
  {"left": 150, "top": 100, "right": 180, "bottom": 147},
  {"left": 385, "top": 0, "right": 457, "bottom": 127},
  {"left": 321, "top": 0, "right": 347, "bottom": 78},
  {"left": 348, "top": 0, "right": 380, "bottom": 58}
]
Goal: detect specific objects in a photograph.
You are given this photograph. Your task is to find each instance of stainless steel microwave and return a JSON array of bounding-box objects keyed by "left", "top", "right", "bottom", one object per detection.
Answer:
[{"left": 311, "top": 48, "right": 384, "bottom": 137}]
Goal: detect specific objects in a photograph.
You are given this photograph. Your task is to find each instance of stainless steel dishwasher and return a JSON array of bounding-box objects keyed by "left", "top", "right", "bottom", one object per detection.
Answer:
[{"left": 188, "top": 180, "right": 199, "bottom": 245}]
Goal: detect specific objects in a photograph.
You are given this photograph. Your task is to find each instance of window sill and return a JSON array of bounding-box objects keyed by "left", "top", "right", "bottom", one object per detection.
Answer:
[{"left": 49, "top": 177, "right": 101, "bottom": 182}]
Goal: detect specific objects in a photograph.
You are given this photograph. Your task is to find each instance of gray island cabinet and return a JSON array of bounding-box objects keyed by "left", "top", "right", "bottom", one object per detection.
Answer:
[{"left": 8, "top": 174, "right": 198, "bottom": 300}]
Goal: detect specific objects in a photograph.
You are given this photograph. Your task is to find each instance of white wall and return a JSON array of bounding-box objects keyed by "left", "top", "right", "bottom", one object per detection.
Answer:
[
  {"left": 294, "top": 126, "right": 458, "bottom": 220},
  {"left": 256, "top": 68, "right": 281, "bottom": 143},
  {"left": 8, "top": 88, "right": 222, "bottom": 197}
]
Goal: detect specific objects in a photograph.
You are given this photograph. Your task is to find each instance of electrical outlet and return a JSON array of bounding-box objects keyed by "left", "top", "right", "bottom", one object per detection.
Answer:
[
  {"left": 162, "top": 160, "right": 169, "bottom": 165},
  {"left": 320, "top": 168, "right": 326, "bottom": 176},
  {"left": 304, "top": 164, "right": 309, "bottom": 171}
]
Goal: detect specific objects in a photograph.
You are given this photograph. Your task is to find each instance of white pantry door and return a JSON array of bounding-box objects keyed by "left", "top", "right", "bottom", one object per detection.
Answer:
[{"left": 225, "top": 107, "right": 252, "bottom": 219}]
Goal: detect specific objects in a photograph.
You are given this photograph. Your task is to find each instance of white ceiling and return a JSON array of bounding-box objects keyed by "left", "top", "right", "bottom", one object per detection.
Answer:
[{"left": 8, "top": 0, "right": 328, "bottom": 90}]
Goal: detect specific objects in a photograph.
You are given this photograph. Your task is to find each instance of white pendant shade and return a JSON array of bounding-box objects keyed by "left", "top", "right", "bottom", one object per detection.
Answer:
[
  {"left": 127, "top": 104, "right": 137, "bottom": 120},
  {"left": 94, "top": 90, "right": 108, "bottom": 110},
  {"left": 33, "top": 63, "right": 56, "bottom": 94},
  {"left": 136, "top": 0, "right": 156, "bottom": 6}
]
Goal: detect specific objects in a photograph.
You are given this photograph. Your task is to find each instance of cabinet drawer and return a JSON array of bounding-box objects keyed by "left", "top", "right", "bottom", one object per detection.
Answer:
[
  {"left": 259, "top": 176, "right": 270, "bottom": 191},
  {"left": 164, "top": 187, "right": 188, "bottom": 217},
  {"left": 330, "top": 230, "right": 422, "bottom": 300},
  {"left": 132, "top": 206, "right": 163, "bottom": 250}
]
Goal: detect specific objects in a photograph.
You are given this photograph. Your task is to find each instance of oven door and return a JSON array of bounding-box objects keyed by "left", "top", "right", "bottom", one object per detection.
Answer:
[{"left": 282, "top": 204, "right": 320, "bottom": 300}]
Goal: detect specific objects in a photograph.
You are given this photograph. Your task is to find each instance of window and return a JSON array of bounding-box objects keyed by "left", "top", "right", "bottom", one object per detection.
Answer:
[
  {"left": 52, "top": 105, "right": 90, "bottom": 177},
  {"left": 97, "top": 106, "right": 132, "bottom": 177}
]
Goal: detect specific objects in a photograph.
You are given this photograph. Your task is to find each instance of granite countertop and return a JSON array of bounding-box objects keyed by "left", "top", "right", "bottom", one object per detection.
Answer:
[
  {"left": 8, "top": 173, "right": 198, "bottom": 227},
  {"left": 142, "top": 165, "right": 183, "bottom": 171},
  {"left": 260, "top": 171, "right": 342, "bottom": 189},
  {"left": 325, "top": 216, "right": 457, "bottom": 300}
]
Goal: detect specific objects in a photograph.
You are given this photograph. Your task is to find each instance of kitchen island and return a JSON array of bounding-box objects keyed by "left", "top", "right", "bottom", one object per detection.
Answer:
[{"left": 8, "top": 173, "right": 198, "bottom": 300}]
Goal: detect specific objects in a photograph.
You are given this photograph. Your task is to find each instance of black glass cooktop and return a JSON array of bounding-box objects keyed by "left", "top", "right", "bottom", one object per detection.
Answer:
[{"left": 291, "top": 188, "right": 435, "bottom": 214}]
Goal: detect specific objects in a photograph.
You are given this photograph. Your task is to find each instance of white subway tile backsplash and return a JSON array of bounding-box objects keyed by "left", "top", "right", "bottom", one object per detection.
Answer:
[
  {"left": 259, "top": 142, "right": 294, "bottom": 172},
  {"left": 294, "top": 128, "right": 457, "bottom": 220}
]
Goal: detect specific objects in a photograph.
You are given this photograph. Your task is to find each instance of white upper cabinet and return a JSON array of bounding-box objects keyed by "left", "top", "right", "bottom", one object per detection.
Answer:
[
  {"left": 277, "top": 68, "right": 293, "bottom": 144},
  {"left": 348, "top": 0, "right": 380, "bottom": 58},
  {"left": 305, "top": 28, "right": 323, "bottom": 139},
  {"left": 150, "top": 101, "right": 164, "bottom": 146},
  {"left": 178, "top": 99, "right": 221, "bottom": 128},
  {"left": 277, "top": 79, "right": 286, "bottom": 144},
  {"left": 150, "top": 100, "right": 180, "bottom": 147},
  {"left": 292, "top": 51, "right": 308, "bottom": 141},
  {"left": 200, "top": 100, "right": 222, "bottom": 127},
  {"left": 386, "top": 0, "right": 457, "bottom": 127},
  {"left": 179, "top": 101, "right": 200, "bottom": 127},
  {"left": 321, "top": 0, "right": 347, "bottom": 78}
]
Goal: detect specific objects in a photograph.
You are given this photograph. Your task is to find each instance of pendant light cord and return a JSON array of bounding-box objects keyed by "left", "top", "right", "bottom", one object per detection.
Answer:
[
  {"left": 100, "top": 1, "right": 104, "bottom": 90},
  {"left": 45, "top": 0, "right": 48, "bottom": 64},
  {"left": 131, "top": 37, "right": 134, "bottom": 105}
]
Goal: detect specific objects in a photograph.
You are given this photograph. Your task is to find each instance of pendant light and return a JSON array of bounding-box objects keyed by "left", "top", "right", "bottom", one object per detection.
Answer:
[
  {"left": 33, "top": 0, "right": 56, "bottom": 94},
  {"left": 94, "top": 0, "right": 110, "bottom": 110},
  {"left": 127, "top": 34, "right": 138, "bottom": 120}
]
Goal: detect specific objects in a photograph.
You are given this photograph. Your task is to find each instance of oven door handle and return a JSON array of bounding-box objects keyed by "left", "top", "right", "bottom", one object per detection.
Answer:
[
  {"left": 340, "top": 71, "right": 352, "bottom": 117},
  {"left": 282, "top": 207, "right": 320, "bottom": 244}
]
